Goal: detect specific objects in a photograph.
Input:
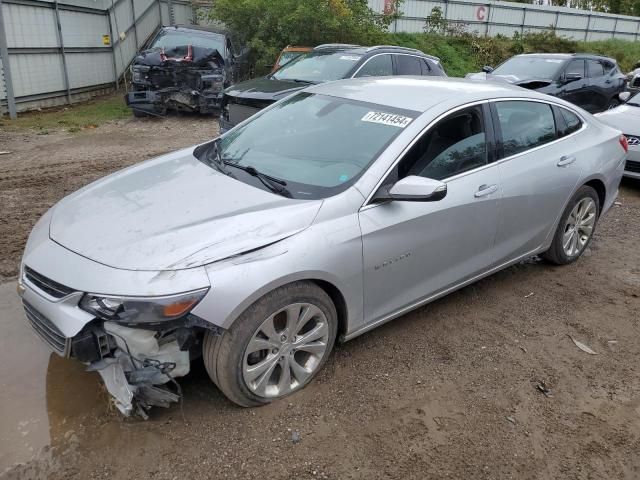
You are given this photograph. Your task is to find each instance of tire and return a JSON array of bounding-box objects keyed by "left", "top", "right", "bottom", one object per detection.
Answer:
[
  {"left": 542, "top": 185, "right": 600, "bottom": 265},
  {"left": 132, "top": 109, "right": 148, "bottom": 118},
  {"left": 203, "top": 281, "right": 338, "bottom": 407}
]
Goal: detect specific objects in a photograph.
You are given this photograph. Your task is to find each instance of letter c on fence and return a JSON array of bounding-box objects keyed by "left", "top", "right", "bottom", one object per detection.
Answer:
[{"left": 476, "top": 5, "right": 486, "bottom": 21}]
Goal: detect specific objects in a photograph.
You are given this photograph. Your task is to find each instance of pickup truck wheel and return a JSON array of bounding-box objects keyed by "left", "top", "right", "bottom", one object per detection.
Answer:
[
  {"left": 203, "top": 282, "right": 337, "bottom": 407},
  {"left": 542, "top": 185, "right": 599, "bottom": 265},
  {"left": 132, "top": 109, "right": 148, "bottom": 118}
]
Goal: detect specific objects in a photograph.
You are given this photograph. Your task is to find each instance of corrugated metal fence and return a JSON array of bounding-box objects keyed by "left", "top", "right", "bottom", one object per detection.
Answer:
[
  {"left": 0, "top": 0, "right": 195, "bottom": 118},
  {"left": 370, "top": 0, "right": 640, "bottom": 41}
]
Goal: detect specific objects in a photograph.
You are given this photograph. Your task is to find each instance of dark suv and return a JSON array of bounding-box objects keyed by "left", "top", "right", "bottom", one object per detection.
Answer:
[
  {"left": 126, "top": 25, "right": 249, "bottom": 116},
  {"left": 467, "top": 53, "right": 626, "bottom": 113},
  {"left": 219, "top": 44, "right": 446, "bottom": 131}
]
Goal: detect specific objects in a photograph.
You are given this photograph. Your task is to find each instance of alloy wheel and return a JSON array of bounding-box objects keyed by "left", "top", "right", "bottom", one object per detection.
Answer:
[
  {"left": 562, "top": 197, "right": 596, "bottom": 257},
  {"left": 242, "top": 303, "right": 329, "bottom": 398}
]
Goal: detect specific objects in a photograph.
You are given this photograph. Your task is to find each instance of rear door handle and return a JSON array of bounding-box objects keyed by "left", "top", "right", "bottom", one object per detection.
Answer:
[
  {"left": 557, "top": 155, "right": 576, "bottom": 167},
  {"left": 475, "top": 184, "right": 498, "bottom": 198}
]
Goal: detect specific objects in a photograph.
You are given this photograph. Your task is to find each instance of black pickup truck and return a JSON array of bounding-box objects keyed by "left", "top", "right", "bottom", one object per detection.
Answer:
[{"left": 126, "top": 25, "right": 249, "bottom": 116}]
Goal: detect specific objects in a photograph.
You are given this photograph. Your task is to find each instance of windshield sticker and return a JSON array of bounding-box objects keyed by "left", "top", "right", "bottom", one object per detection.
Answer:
[
  {"left": 361, "top": 111, "right": 413, "bottom": 128},
  {"left": 340, "top": 55, "right": 360, "bottom": 61},
  {"left": 339, "top": 174, "right": 349, "bottom": 182}
]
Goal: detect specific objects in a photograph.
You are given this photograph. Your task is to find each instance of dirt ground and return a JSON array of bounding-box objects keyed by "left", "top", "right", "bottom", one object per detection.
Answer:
[{"left": 0, "top": 110, "right": 639, "bottom": 480}]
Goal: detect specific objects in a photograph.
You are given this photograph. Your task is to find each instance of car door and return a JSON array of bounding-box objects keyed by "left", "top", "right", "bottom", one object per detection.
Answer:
[
  {"left": 557, "top": 59, "right": 589, "bottom": 109},
  {"left": 359, "top": 104, "right": 501, "bottom": 324},
  {"left": 491, "top": 100, "right": 583, "bottom": 265},
  {"left": 586, "top": 59, "right": 609, "bottom": 111}
]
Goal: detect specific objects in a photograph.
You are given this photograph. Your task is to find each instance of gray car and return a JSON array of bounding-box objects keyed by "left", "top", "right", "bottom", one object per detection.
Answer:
[{"left": 19, "top": 77, "right": 626, "bottom": 415}]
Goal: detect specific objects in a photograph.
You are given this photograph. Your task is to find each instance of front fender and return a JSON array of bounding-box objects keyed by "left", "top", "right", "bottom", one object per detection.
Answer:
[{"left": 190, "top": 210, "right": 364, "bottom": 335}]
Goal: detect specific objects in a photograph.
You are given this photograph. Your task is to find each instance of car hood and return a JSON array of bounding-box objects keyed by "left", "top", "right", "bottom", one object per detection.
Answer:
[
  {"left": 595, "top": 104, "right": 640, "bottom": 133},
  {"left": 466, "top": 72, "right": 553, "bottom": 89},
  {"left": 49, "top": 148, "right": 322, "bottom": 271},
  {"left": 224, "top": 77, "right": 308, "bottom": 102}
]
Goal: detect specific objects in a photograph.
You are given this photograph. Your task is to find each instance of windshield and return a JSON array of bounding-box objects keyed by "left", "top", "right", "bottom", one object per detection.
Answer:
[
  {"left": 278, "top": 51, "right": 306, "bottom": 67},
  {"left": 628, "top": 92, "right": 640, "bottom": 106},
  {"left": 492, "top": 56, "right": 565, "bottom": 80},
  {"left": 271, "top": 51, "right": 362, "bottom": 82},
  {"left": 201, "top": 93, "right": 417, "bottom": 199},
  {"left": 150, "top": 31, "right": 225, "bottom": 57}
]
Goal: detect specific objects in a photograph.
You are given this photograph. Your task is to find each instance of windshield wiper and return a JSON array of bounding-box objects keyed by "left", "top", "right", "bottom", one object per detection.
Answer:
[
  {"left": 627, "top": 102, "right": 640, "bottom": 107},
  {"left": 206, "top": 140, "right": 234, "bottom": 176},
  {"left": 222, "top": 161, "right": 291, "bottom": 197}
]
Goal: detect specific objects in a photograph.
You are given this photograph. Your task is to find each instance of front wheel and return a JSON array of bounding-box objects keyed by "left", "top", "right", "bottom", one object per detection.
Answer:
[
  {"left": 203, "top": 282, "right": 338, "bottom": 407},
  {"left": 542, "top": 185, "right": 600, "bottom": 265}
]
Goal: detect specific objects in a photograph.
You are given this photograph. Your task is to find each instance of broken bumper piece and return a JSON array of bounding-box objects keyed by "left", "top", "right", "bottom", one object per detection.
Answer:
[
  {"left": 126, "top": 89, "right": 223, "bottom": 116},
  {"left": 87, "top": 323, "right": 191, "bottom": 418},
  {"left": 89, "top": 354, "right": 180, "bottom": 418}
]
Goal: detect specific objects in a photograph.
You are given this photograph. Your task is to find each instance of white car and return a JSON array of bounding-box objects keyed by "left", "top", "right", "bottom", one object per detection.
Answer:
[{"left": 596, "top": 91, "right": 640, "bottom": 179}]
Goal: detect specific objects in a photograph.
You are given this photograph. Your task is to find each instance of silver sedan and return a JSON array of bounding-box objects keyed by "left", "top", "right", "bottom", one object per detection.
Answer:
[{"left": 19, "top": 77, "right": 626, "bottom": 414}]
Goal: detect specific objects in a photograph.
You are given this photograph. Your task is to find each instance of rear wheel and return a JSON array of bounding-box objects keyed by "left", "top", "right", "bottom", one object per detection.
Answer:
[
  {"left": 542, "top": 185, "right": 600, "bottom": 265},
  {"left": 132, "top": 109, "right": 148, "bottom": 118},
  {"left": 203, "top": 282, "right": 338, "bottom": 407}
]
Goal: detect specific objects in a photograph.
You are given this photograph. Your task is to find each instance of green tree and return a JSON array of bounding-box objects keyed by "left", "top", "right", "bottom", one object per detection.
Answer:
[{"left": 205, "top": 0, "right": 403, "bottom": 72}]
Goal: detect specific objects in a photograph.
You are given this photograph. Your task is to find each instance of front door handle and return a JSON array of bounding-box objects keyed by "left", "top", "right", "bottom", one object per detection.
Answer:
[
  {"left": 475, "top": 184, "right": 498, "bottom": 198},
  {"left": 557, "top": 155, "right": 576, "bottom": 167}
]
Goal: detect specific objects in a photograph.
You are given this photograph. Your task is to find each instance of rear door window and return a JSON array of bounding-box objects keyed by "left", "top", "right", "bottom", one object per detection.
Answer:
[
  {"left": 355, "top": 54, "right": 394, "bottom": 77},
  {"left": 587, "top": 60, "right": 605, "bottom": 78},
  {"left": 564, "top": 59, "right": 585, "bottom": 78},
  {"left": 494, "top": 101, "right": 556, "bottom": 158},
  {"left": 396, "top": 55, "right": 422, "bottom": 75}
]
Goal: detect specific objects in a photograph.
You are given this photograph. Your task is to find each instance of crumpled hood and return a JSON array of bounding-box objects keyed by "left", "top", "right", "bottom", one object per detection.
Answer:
[
  {"left": 133, "top": 45, "right": 224, "bottom": 68},
  {"left": 49, "top": 148, "right": 322, "bottom": 271},
  {"left": 466, "top": 72, "right": 552, "bottom": 89},
  {"left": 224, "top": 77, "right": 307, "bottom": 102},
  {"left": 596, "top": 104, "right": 640, "bottom": 133}
]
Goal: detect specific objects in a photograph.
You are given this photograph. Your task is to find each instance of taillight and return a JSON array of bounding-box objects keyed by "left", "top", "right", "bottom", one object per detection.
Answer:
[{"left": 620, "top": 135, "right": 629, "bottom": 153}]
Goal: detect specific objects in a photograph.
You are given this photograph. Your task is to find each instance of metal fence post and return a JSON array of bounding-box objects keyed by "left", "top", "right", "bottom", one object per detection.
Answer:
[
  {"left": 0, "top": 0, "right": 16, "bottom": 119},
  {"left": 129, "top": 0, "right": 139, "bottom": 49},
  {"left": 168, "top": 0, "right": 175, "bottom": 25},
  {"left": 107, "top": 7, "right": 119, "bottom": 90},
  {"left": 485, "top": 3, "right": 491, "bottom": 37},
  {"left": 585, "top": 14, "right": 591, "bottom": 41},
  {"left": 54, "top": 0, "right": 71, "bottom": 105},
  {"left": 611, "top": 17, "right": 618, "bottom": 39}
]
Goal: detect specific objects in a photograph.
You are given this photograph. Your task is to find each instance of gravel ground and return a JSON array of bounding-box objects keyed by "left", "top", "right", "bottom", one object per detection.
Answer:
[{"left": 0, "top": 114, "right": 639, "bottom": 480}]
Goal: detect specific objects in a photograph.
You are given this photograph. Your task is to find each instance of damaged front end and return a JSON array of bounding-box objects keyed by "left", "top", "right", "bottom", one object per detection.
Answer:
[
  {"left": 126, "top": 45, "right": 226, "bottom": 116},
  {"left": 23, "top": 280, "right": 221, "bottom": 418}
]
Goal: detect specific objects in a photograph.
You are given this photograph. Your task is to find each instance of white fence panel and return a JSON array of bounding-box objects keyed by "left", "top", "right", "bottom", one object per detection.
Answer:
[{"left": 375, "top": 0, "right": 640, "bottom": 41}]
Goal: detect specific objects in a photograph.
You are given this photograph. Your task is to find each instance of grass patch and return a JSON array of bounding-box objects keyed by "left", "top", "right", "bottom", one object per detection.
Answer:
[{"left": 0, "top": 93, "right": 130, "bottom": 132}]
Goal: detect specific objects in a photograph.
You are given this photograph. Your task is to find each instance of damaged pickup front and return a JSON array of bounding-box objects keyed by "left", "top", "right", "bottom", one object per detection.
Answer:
[{"left": 126, "top": 44, "right": 226, "bottom": 116}]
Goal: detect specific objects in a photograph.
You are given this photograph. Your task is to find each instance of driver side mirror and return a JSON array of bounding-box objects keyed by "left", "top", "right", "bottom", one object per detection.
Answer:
[
  {"left": 619, "top": 91, "right": 631, "bottom": 103},
  {"left": 375, "top": 176, "right": 447, "bottom": 203},
  {"left": 482, "top": 66, "right": 494, "bottom": 73},
  {"left": 563, "top": 72, "right": 582, "bottom": 84}
]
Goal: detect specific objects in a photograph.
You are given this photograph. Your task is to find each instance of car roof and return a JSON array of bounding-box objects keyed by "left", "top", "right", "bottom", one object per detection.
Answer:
[
  {"left": 515, "top": 52, "right": 615, "bottom": 62},
  {"left": 161, "top": 25, "right": 228, "bottom": 37},
  {"left": 306, "top": 76, "right": 562, "bottom": 113},
  {"left": 313, "top": 44, "right": 441, "bottom": 62}
]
